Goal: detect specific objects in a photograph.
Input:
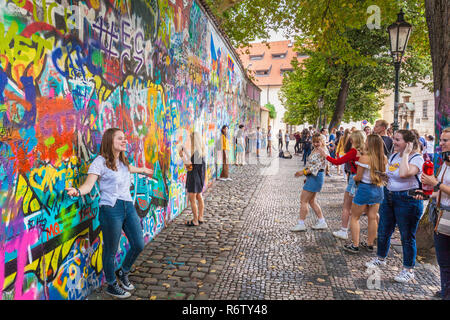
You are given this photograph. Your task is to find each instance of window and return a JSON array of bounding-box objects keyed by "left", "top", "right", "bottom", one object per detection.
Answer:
[
  {"left": 422, "top": 100, "right": 428, "bottom": 119},
  {"left": 280, "top": 68, "right": 293, "bottom": 76},
  {"left": 255, "top": 69, "right": 270, "bottom": 76},
  {"left": 416, "top": 118, "right": 420, "bottom": 124},
  {"left": 272, "top": 52, "right": 287, "bottom": 59},
  {"left": 250, "top": 53, "right": 264, "bottom": 60},
  {"left": 297, "top": 52, "right": 308, "bottom": 58}
]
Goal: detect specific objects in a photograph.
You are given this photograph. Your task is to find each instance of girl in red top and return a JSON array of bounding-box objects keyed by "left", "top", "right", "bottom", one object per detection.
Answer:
[{"left": 318, "top": 130, "right": 366, "bottom": 240}]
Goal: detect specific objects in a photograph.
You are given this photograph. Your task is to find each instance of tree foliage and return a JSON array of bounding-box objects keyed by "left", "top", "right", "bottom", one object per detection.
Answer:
[{"left": 206, "top": 0, "right": 432, "bottom": 129}]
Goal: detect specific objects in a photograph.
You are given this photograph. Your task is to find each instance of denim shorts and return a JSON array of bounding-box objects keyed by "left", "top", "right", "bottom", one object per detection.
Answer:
[
  {"left": 303, "top": 171, "right": 325, "bottom": 193},
  {"left": 345, "top": 173, "right": 357, "bottom": 196},
  {"left": 352, "top": 182, "right": 384, "bottom": 206}
]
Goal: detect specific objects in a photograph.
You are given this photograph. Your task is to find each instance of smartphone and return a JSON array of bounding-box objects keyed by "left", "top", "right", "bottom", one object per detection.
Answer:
[{"left": 407, "top": 189, "right": 430, "bottom": 200}]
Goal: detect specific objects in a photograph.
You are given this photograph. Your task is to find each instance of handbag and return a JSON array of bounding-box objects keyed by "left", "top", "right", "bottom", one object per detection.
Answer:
[{"left": 435, "top": 165, "right": 450, "bottom": 236}]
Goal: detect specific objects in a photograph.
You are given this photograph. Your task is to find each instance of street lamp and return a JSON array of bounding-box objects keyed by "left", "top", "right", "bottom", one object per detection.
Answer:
[
  {"left": 387, "top": 9, "right": 412, "bottom": 133},
  {"left": 317, "top": 96, "right": 324, "bottom": 129}
]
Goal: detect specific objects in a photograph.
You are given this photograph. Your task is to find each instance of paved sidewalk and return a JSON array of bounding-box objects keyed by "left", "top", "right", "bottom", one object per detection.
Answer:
[{"left": 88, "top": 151, "right": 441, "bottom": 300}]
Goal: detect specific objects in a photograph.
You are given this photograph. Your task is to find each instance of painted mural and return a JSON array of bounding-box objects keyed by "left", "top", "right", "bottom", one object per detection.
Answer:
[{"left": 0, "top": 0, "right": 259, "bottom": 300}]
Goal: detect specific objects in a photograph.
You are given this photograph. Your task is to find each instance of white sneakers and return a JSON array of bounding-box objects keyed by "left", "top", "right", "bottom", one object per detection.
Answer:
[
  {"left": 332, "top": 229, "right": 348, "bottom": 240},
  {"left": 365, "top": 258, "right": 415, "bottom": 283},
  {"left": 218, "top": 177, "right": 232, "bottom": 181},
  {"left": 365, "top": 257, "right": 387, "bottom": 268},
  {"left": 291, "top": 223, "right": 307, "bottom": 232},
  {"left": 394, "top": 269, "right": 415, "bottom": 283},
  {"left": 312, "top": 220, "right": 328, "bottom": 230},
  {"left": 291, "top": 220, "right": 328, "bottom": 232}
]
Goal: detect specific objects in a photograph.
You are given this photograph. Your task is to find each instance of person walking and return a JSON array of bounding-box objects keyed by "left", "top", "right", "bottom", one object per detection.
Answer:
[
  {"left": 267, "top": 125, "right": 273, "bottom": 157},
  {"left": 285, "top": 131, "right": 290, "bottom": 151},
  {"left": 302, "top": 130, "right": 312, "bottom": 166},
  {"left": 417, "top": 127, "right": 450, "bottom": 299},
  {"left": 256, "top": 127, "right": 262, "bottom": 158},
  {"left": 294, "top": 131, "right": 302, "bottom": 154},
  {"left": 291, "top": 133, "right": 329, "bottom": 232},
  {"left": 335, "top": 129, "right": 351, "bottom": 177},
  {"left": 235, "top": 124, "right": 246, "bottom": 166},
  {"left": 219, "top": 125, "right": 231, "bottom": 181},
  {"left": 425, "top": 134, "right": 435, "bottom": 162},
  {"left": 278, "top": 129, "right": 283, "bottom": 151},
  {"left": 365, "top": 130, "right": 424, "bottom": 284},
  {"left": 179, "top": 131, "right": 207, "bottom": 227},
  {"left": 342, "top": 134, "right": 387, "bottom": 253},
  {"left": 318, "top": 130, "right": 366, "bottom": 240},
  {"left": 66, "top": 128, "right": 153, "bottom": 298}
]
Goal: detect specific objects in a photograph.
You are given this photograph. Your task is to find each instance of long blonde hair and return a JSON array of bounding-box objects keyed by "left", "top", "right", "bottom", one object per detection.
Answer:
[
  {"left": 350, "top": 130, "right": 366, "bottom": 153},
  {"left": 366, "top": 134, "right": 387, "bottom": 186},
  {"left": 191, "top": 131, "right": 206, "bottom": 159}
]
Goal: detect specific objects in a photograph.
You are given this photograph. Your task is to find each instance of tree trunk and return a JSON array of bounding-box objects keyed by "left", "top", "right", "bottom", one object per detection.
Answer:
[
  {"left": 416, "top": 0, "right": 449, "bottom": 250},
  {"left": 328, "top": 74, "right": 350, "bottom": 131}
]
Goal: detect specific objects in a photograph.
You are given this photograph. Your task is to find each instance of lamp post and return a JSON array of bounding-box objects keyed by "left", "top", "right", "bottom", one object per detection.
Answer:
[
  {"left": 317, "top": 96, "right": 324, "bottom": 130},
  {"left": 387, "top": 9, "right": 412, "bottom": 133}
]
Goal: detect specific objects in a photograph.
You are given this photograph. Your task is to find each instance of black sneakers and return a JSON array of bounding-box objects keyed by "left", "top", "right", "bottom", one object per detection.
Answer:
[
  {"left": 343, "top": 243, "right": 360, "bottom": 254},
  {"left": 360, "top": 241, "right": 375, "bottom": 252},
  {"left": 115, "top": 268, "right": 135, "bottom": 291},
  {"left": 106, "top": 282, "right": 131, "bottom": 299}
]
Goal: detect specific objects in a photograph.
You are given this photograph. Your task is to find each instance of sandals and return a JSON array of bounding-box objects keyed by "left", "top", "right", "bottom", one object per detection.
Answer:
[
  {"left": 198, "top": 220, "right": 205, "bottom": 224},
  {"left": 185, "top": 220, "right": 199, "bottom": 227}
]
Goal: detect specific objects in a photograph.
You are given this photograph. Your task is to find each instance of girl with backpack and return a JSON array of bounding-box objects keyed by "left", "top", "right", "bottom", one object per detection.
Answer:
[
  {"left": 365, "top": 130, "right": 424, "bottom": 284},
  {"left": 291, "top": 133, "right": 329, "bottom": 232},
  {"left": 318, "top": 130, "right": 366, "bottom": 240},
  {"left": 342, "top": 134, "right": 387, "bottom": 254}
]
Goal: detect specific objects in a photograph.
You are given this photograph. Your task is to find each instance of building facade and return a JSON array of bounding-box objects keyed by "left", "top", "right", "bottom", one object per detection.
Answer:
[
  {"left": 381, "top": 80, "right": 435, "bottom": 136},
  {"left": 238, "top": 40, "right": 307, "bottom": 135}
]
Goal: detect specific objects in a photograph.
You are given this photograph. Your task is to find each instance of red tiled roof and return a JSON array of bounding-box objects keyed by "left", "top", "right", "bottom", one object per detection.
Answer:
[{"left": 237, "top": 40, "right": 308, "bottom": 86}]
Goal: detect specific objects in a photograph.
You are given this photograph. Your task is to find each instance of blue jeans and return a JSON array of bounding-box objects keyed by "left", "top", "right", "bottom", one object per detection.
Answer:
[
  {"left": 435, "top": 232, "right": 450, "bottom": 300},
  {"left": 303, "top": 148, "right": 311, "bottom": 166},
  {"left": 99, "top": 200, "right": 145, "bottom": 284},
  {"left": 377, "top": 188, "right": 423, "bottom": 268}
]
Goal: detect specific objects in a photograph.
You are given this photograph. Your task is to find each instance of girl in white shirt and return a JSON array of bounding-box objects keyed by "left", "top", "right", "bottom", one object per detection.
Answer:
[
  {"left": 66, "top": 128, "right": 153, "bottom": 298},
  {"left": 365, "top": 130, "right": 424, "bottom": 284}
]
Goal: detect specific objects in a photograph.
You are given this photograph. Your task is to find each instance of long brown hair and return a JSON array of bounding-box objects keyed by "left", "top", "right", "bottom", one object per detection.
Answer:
[
  {"left": 366, "top": 134, "right": 387, "bottom": 186},
  {"left": 100, "top": 128, "right": 129, "bottom": 171}
]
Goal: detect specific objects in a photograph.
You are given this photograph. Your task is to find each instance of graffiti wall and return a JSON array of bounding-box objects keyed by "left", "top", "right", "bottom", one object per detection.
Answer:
[{"left": 0, "top": 0, "right": 259, "bottom": 300}]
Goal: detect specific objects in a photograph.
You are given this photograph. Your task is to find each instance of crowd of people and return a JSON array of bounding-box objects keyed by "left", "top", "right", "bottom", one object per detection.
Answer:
[
  {"left": 65, "top": 122, "right": 449, "bottom": 300},
  {"left": 289, "top": 121, "right": 449, "bottom": 300}
]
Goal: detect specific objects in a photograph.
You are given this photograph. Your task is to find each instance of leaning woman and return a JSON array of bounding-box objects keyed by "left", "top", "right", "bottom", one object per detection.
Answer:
[
  {"left": 66, "top": 128, "right": 153, "bottom": 298},
  {"left": 179, "top": 131, "right": 207, "bottom": 226},
  {"left": 365, "top": 130, "right": 424, "bottom": 284}
]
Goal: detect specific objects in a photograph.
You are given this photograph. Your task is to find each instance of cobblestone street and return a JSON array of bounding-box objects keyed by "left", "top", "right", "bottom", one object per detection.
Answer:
[{"left": 89, "top": 151, "right": 441, "bottom": 300}]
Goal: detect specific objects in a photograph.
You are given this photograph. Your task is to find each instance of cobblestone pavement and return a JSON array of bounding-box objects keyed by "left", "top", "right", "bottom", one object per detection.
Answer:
[{"left": 88, "top": 150, "right": 441, "bottom": 300}]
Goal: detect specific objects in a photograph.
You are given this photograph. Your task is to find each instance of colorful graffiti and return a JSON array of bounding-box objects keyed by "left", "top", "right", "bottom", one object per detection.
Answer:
[{"left": 0, "top": 0, "right": 259, "bottom": 300}]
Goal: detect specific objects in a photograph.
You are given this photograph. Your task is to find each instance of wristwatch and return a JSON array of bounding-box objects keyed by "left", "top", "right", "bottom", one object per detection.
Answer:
[{"left": 434, "top": 182, "right": 442, "bottom": 192}]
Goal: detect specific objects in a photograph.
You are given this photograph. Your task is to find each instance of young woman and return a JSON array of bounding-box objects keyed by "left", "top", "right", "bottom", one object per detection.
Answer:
[
  {"left": 291, "top": 133, "right": 329, "bottom": 232},
  {"left": 318, "top": 130, "right": 366, "bottom": 240},
  {"left": 335, "top": 129, "right": 351, "bottom": 177},
  {"left": 66, "top": 128, "right": 153, "bottom": 298},
  {"left": 365, "top": 130, "right": 424, "bottom": 284},
  {"left": 285, "top": 131, "right": 290, "bottom": 151},
  {"left": 179, "top": 131, "right": 207, "bottom": 226},
  {"left": 219, "top": 125, "right": 231, "bottom": 181},
  {"left": 343, "top": 134, "right": 387, "bottom": 253},
  {"left": 267, "top": 125, "right": 273, "bottom": 157},
  {"left": 235, "top": 124, "right": 246, "bottom": 166}
]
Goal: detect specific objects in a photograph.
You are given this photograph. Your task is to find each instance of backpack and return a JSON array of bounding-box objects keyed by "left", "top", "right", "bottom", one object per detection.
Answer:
[{"left": 279, "top": 150, "right": 293, "bottom": 159}]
